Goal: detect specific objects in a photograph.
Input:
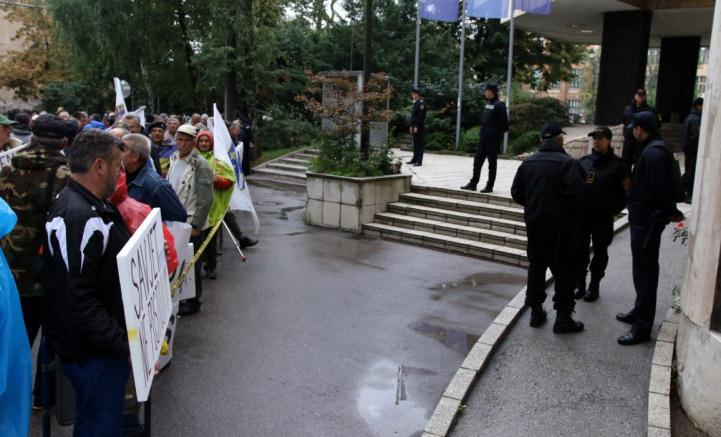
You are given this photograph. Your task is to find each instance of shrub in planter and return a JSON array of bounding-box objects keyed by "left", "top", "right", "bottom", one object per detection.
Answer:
[
  {"left": 510, "top": 131, "right": 540, "bottom": 155},
  {"left": 461, "top": 126, "right": 480, "bottom": 154}
]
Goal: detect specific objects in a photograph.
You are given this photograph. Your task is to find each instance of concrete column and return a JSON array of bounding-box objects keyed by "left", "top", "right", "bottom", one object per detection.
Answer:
[
  {"left": 656, "top": 37, "right": 701, "bottom": 123},
  {"left": 676, "top": 1, "right": 721, "bottom": 435},
  {"left": 595, "top": 10, "right": 652, "bottom": 125}
]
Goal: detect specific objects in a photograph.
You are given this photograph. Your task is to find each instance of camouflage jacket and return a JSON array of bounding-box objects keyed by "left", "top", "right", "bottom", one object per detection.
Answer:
[{"left": 0, "top": 144, "right": 70, "bottom": 297}]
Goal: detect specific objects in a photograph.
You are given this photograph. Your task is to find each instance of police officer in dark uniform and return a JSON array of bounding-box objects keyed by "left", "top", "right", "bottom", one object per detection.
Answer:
[
  {"left": 682, "top": 97, "right": 703, "bottom": 202},
  {"left": 511, "top": 123, "right": 587, "bottom": 334},
  {"left": 621, "top": 88, "right": 657, "bottom": 174},
  {"left": 407, "top": 88, "right": 427, "bottom": 166},
  {"left": 616, "top": 112, "right": 684, "bottom": 345},
  {"left": 574, "top": 126, "right": 629, "bottom": 302},
  {"left": 461, "top": 82, "right": 509, "bottom": 193}
]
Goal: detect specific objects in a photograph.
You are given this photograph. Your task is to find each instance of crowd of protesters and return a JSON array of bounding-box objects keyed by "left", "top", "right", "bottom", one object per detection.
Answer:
[{"left": 0, "top": 106, "right": 258, "bottom": 436}]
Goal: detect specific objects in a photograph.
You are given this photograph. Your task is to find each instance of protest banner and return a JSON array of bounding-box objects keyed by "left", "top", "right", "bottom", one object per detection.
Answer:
[
  {"left": 117, "top": 208, "right": 172, "bottom": 402},
  {"left": 0, "top": 143, "right": 30, "bottom": 168}
]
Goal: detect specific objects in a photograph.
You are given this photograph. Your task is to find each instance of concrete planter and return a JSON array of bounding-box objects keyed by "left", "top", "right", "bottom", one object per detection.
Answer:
[{"left": 305, "top": 171, "right": 412, "bottom": 233}]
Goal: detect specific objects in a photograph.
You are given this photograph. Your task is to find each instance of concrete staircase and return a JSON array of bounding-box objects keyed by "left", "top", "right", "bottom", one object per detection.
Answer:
[
  {"left": 250, "top": 148, "right": 317, "bottom": 187},
  {"left": 363, "top": 185, "right": 529, "bottom": 267}
]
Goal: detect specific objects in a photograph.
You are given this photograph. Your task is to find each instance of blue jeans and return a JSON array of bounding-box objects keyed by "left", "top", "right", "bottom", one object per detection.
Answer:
[{"left": 63, "top": 356, "right": 130, "bottom": 437}]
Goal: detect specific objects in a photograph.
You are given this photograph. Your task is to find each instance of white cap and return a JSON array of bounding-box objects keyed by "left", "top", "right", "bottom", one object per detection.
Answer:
[{"left": 176, "top": 124, "right": 197, "bottom": 138}]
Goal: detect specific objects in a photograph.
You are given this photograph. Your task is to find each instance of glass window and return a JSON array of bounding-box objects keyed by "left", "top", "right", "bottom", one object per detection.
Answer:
[
  {"left": 570, "top": 69, "right": 582, "bottom": 88},
  {"left": 697, "top": 76, "right": 707, "bottom": 94}
]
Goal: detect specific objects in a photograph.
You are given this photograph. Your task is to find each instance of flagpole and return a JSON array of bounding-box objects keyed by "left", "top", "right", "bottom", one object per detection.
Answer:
[
  {"left": 414, "top": 1, "right": 421, "bottom": 88},
  {"left": 454, "top": 0, "right": 467, "bottom": 150},
  {"left": 502, "top": 0, "right": 515, "bottom": 154}
]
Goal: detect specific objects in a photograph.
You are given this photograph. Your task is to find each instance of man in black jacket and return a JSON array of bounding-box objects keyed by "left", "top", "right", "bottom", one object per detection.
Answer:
[
  {"left": 574, "top": 126, "right": 629, "bottom": 302},
  {"left": 682, "top": 97, "right": 703, "bottom": 202},
  {"left": 406, "top": 88, "right": 427, "bottom": 166},
  {"left": 462, "top": 82, "right": 509, "bottom": 193},
  {"left": 621, "top": 88, "right": 657, "bottom": 173},
  {"left": 616, "top": 112, "right": 684, "bottom": 345},
  {"left": 44, "top": 129, "right": 132, "bottom": 435},
  {"left": 511, "top": 123, "right": 587, "bottom": 334}
]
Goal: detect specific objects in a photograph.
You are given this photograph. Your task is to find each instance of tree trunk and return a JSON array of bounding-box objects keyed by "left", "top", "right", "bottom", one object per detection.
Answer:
[
  {"left": 175, "top": 0, "right": 201, "bottom": 109},
  {"left": 240, "top": 0, "right": 257, "bottom": 121},
  {"left": 225, "top": 13, "right": 238, "bottom": 120}
]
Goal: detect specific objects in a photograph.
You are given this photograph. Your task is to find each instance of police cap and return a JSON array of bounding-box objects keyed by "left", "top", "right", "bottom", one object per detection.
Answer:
[{"left": 540, "top": 122, "right": 566, "bottom": 140}]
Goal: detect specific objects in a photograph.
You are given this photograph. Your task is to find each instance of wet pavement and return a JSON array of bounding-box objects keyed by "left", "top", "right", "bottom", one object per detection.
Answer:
[{"left": 31, "top": 184, "right": 525, "bottom": 436}]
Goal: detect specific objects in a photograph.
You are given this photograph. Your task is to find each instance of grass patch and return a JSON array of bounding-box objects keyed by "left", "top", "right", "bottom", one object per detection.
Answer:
[{"left": 252, "top": 146, "right": 306, "bottom": 167}]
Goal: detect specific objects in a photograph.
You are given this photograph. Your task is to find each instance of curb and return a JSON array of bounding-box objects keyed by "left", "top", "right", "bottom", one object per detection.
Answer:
[
  {"left": 423, "top": 214, "right": 631, "bottom": 437},
  {"left": 647, "top": 307, "right": 681, "bottom": 437}
]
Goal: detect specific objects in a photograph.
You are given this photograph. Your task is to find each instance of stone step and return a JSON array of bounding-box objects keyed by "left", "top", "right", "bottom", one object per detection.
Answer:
[
  {"left": 386, "top": 202, "right": 526, "bottom": 236},
  {"left": 363, "top": 223, "right": 528, "bottom": 267},
  {"left": 374, "top": 212, "right": 527, "bottom": 250},
  {"left": 251, "top": 167, "right": 307, "bottom": 181},
  {"left": 279, "top": 157, "right": 311, "bottom": 166},
  {"left": 293, "top": 153, "right": 317, "bottom": 160},
  {"left": 410, "top": 185, "right": 517, "bottom": 208},
  {"left": 266, "top": 162, "right": 308, "bottom": 172},
  {"left": 398, "top": 192, "right": 525, "bottom": 222}
]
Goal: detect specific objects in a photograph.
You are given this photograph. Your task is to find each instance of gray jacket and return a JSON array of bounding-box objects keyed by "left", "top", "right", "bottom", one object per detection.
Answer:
[{"left": 167, "top": 149, "right": 213, "bottom": 230}]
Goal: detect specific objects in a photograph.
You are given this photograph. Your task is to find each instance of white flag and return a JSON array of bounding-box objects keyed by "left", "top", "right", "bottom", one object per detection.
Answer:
[
  {"left": 133, "top": 106, "right": 146, "bottom": 127},
  {"left": 113, "top": 77, "right": 127, "bottom": 117},
  {"left": 212, "top": 103, "right": 260, "bottom": 233}
]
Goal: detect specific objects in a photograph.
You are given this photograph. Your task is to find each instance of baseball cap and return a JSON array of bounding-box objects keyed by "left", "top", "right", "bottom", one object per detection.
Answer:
[
  {"left": 148, "top": 120, "right": 167, "bottom": 131},
  {"left": 540, "top": 122, "right": 566, "bottom": 140},
  {"left": 0, "top": 114, "right": 18, "bottom": 126},
  {"left": 631, "top": 111, "right": 660, "bottom": 133},
  {"left": 176, "top": 124, "right": 197, "bottom": 137},
  {"left": 635, "top": 88, "right": 647, "bottom": 96},
  {"left": 587, "top": 126, "right": 613, "bottom": 139},
  {"left": 485, "top": 82, "right": 499, "bottom": 93},
  {"left": 32, "top": 114, "right": 66, "bottom": 139}
]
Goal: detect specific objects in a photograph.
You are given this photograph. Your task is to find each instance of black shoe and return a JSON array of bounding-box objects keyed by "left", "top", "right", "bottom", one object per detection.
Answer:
[
  {"left": 205, "top": 269, "right": 217, "bottom": 280},
  {"left": 616, "top": 311, "right": 635, "bottom": 325},
  {"left": 618, "top": 328, "right": 651, "bottom": 345},
  {"left": 583, "top": 280, "right": 599, "bottom": 302},
  {"left": 553, "top": 314, "right": 585, "bottom": 334},
  {"left": 574, "top": 279, "right": 587, "bottom": 300},
  {"left": 529, "top": 307, "right": 547, "bottom": 328},
  {"left": 479, "top": 187, "right": 493, "bottom": 193},
  {"left": 460, "top": 183, "right": 477, "bottom": 191},
  {"left": 178, "top": 300, "right": 201, "bottom": 316},
  {"left": 414, "top": 163, "right": 422, "bottom": 167},
  {"left": 240, "top": 237, "right": 259, "bottom": 249},
  {"left": 406, "top": 160, "right": 416, "bottom": 165}
]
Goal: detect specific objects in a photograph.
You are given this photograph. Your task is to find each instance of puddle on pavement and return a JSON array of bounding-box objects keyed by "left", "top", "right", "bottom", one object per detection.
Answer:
[
  {"left": 409, "top": 319, "right": 479, "bottom": 353},
  {"left": 357, "top": 359, "right": 428, "bottom": 437},
  {"left": 429, "top": 271, "right": 526, "bottom": 302}
]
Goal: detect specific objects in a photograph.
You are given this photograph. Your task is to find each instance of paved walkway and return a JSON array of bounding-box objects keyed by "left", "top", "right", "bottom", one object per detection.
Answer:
[
  {"left": 393, "top": 148, "right": 521, "bottom": 196},
  {"left": 452, "top": 223, "right": 688, "bottom": 436}
]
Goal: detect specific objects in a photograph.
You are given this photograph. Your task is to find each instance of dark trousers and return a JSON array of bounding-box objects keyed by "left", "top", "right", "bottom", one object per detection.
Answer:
[
  {"left": 205, "top": 231, "right": 219, "bottom": 273},
  {"left": 412, "top": 130, "right": 424, "bottom": 164},
  {"left": 629, "top": 221, "right": 665, "bottom": 333},
  {"left": 224, "top": 211, "right": 245, "bottom": 242},
  {"left": 683, "top": 150, "right": 697, "bottom": 199},
  {"left": 63, "top": 356, "right": 130, "bottom": 437},
  {"left": 186, "top": 229, "right": 210, "bottom": 306},
  {"left": 470, "top": 136, "right": 499, "bottom": 188},
  {"left": 524, "top": 224, "right": 575, "bottom": 313},
  {"left": 576, "top": 216, "right": 615, "bottom": 284},
  {"left": 21, "top": 296, "right": 50, "bottom": 404}
]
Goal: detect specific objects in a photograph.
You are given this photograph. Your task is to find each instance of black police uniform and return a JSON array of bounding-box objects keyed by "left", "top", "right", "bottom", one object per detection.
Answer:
[
  {"left": 575, "top": 147, "right": 628, "bottom": 298},
  {"left": 626, "top": 133, "right": 683, "bottom": 335},
  {"left": 469, "top": 96, "right": 508, "bottom": 190},
  {"left": 511, "top": 138, "right": 587, "bottom": 316},
  {"left": 240, "top": 117, "right": 254, "bottom": 176},
  {"left": 621, "top": 101, "right": 657, "bottom": 173},
  {"left": 409, "top": 98, "right": 427, "bottom": 165}
]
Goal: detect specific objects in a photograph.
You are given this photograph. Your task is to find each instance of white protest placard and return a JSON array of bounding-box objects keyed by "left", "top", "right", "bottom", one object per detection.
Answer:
[
  {"left": 116, "top": 208, "right": 172, "bottom": 402},
  {"left": 0, "top": 143, "right": 30, "bottom": 168},
  {"left": 160, "top": 242, "right": 195, "bottom": 370}
]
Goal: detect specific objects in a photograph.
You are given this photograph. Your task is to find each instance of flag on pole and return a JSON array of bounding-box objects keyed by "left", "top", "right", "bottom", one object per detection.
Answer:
[
  {"left": 113, "top": 77, "right": 127, "bottom": 118},
  {"left": 133, "top": 106, "right": 146, "bottom": 127},
  {"left": 517, "top": 0, "right": 551, "bottom": 15},
  {"left": 468, "top": 0, "right": 510, "bottom": 19},
  {"left": 211, "top": 104, "right": 260, "bottom": 233},
  {"left": 419, "top": 0, "right": 459, "bottom": 22}
]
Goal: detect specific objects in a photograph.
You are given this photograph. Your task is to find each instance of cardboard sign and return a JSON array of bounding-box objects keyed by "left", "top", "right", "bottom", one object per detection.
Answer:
[
  {"left": 117, "top": 208, "right": 172, "bottom": 402},
  {"left": 160, "top": 242, "right": 195, "bottom": 370}
]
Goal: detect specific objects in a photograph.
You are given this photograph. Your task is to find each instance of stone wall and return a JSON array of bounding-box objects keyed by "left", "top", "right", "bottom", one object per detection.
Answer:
[
  {"left": 562, "top": 124, "right": 624, "bottom": 159},
  {"left": 0, "top": 8, "right": 40, "bottom": 111}
]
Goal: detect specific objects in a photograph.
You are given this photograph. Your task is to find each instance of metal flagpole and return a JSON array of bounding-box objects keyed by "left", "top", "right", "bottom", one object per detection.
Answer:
[
  {"left": 502, "top": 0, "right": 515, "bottom": 154},
  {"left": 414, "top": 1, "right": 421, "bottom": 88},
  {"left": 454, "top": 0, "right": 467, "bottom": 149}
]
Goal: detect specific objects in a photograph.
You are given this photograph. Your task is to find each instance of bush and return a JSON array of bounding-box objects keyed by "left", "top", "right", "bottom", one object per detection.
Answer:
[
  {"left": 308, "top": 137, "right": 399, "bottom": 177},
  {"left": 510, "top": 131, "right": 540, "bottom": 155},
  {"left": 460, "top": 126, "right": 480, "bottom": 154},
  {"left": 256, "top": 105, "right": 319, "bottom": 151},
  {"left": 425, "top": 131, "right": 453, "bottom": 151},
  {"left": 511, "top": 97, "right": 568, "bottom": 141}
]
